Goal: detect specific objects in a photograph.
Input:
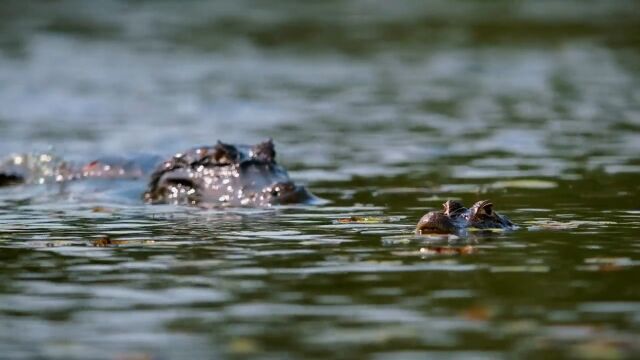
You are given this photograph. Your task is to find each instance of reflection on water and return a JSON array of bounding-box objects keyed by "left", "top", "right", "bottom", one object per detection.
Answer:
[{"left": 1, "top": 0, "right": 640, "bottom": 358}]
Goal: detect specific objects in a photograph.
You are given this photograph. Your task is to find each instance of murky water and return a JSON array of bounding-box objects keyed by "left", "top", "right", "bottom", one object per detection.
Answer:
[{"left": 1, "top": 1, "right": 640, "bottom": 359}]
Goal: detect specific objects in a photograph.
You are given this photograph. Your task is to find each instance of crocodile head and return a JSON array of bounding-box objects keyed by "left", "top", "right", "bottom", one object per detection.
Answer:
[
  {"left": 144, "top": 139, "right": 318, "bottom": 207},
  {"left": 416, "top": 199, "right": 514, "bottom": 235}
]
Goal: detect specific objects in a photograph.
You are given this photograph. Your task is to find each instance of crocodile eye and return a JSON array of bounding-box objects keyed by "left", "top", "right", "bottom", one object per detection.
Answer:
[
  {"left": 251, "top": 139, "right": 276, "bottom": 163},
  {"left": 213, "top": 141, "right": 240, "bottom": 165},
  {"left": 443, "top": 200, "right": 464, "bottom": 216},
  {"left": 481, "top": 202, "right": 493, "bottom": 215},
  {"left": 271, "top": 187, "right": 280, "bottom": 197}
]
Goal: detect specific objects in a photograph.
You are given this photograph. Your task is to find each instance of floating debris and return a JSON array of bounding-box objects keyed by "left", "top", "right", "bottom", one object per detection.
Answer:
[
  {"left": 526, "top": 220, "right": 616, "bottom": 231},
  {"left": 460, "top": 304, "right": 494, "bottom": 321},
  {"left": 333, "top": 216, "right": 402, "bottom": 224},
  {"left": 91, "top": 206, "right": 114, "bottom": 213},
  {"left": 577, "top": 257, "right": 638, "bottom": 272},
  {"left": 228, "top": 337, "right": 260, "bottom": 355},
  {"left": 91, "top": 235, "right": 155, "bottom": 247},
  {"left": 92, "top": 235, "right": 129, "bottom": 247}
]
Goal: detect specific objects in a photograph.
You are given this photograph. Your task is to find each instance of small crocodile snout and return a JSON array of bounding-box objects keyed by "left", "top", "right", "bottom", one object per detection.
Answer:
[
  {"left": 415, "top": 211, "right": 457, "bottom": 234},
  {"left": 269, "top": 182, "right": 312, "bottom": 205}
]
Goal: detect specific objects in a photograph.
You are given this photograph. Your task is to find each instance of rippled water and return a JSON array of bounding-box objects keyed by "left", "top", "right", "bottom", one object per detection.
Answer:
[{"left": 1, "top": 1, "right": 640, "bottom": 359}]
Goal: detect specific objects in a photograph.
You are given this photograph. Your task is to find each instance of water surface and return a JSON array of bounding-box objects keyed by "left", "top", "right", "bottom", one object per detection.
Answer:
[{"left": 1, "top": 1, "right": 640, "bottom": 359}]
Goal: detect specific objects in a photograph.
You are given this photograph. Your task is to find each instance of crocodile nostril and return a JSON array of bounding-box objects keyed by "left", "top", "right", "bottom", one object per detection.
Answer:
[{"left": 270, "top": 182, "right": 296, "bottom": 197}]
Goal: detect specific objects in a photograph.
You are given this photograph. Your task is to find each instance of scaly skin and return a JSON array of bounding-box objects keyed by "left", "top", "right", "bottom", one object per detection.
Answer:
[
  {"left": 0, "top": 139, "right": 318, "bottom": 207},
  {"left": 0, "top": 153, "right": 147, "bottom": 186},
  {"left": 0, "top": 153, "right": 75, "bottom": 185},
  {"left": 416, "top": 200, "right": 515, "bottom": 235},
  {"left": 143, "top": 139, "right": 317, "bottom": 207}
]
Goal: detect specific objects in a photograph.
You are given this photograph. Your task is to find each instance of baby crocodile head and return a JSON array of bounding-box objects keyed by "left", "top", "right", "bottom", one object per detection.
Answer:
[
  {"left": 415, "top": 211, "right": 458, "bottom": 234},
  {"left": 143, "top": 139, "right": 318, "bottom": 207},
  {"left": 465, "top": 200, "right": 514, "bottom": 229},
  {"left": 416, "top": 199, "right": 515, "bottom": 235}
]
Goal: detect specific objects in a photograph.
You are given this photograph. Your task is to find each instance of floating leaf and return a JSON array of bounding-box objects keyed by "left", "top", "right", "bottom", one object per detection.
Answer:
[
  {"left": 419, "top": 245, "right": 476, "bottom": 256},
  {"left": 577, "top": 257, "right": 638, "bottom": 272},
  {"left": 460, "top": 304, "right": 494, "bottom": 321},
  {"left": 92, "top": 236, "right": 129, "bottom": 247},
  {"left": 228, "top": 338, "right": 260, "bottom": 355},
  {"left": 435, "top": 184, "right": 481, "bottom": 193},
  {"left": 490, "top": 265, "right": 549, "bottom": 273},
  {"left": 490, "top": 179, "right": 558, "bottom": 189},
  {"left": 571, "top": 340, "right": 627, "bottom": 360},
  {"left": 91, "top": 236, "right": 155, "bottom": 247}
]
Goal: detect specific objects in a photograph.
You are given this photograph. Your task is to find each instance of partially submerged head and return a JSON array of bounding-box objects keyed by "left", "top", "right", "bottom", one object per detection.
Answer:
[
  {"left": 443, "top": 200, "right": 466, "bottom": 217},
  {"left": 415, "top": 210, "right": 457, "bottom": 234},
  {"left": 144, "top": 139, "right": 319, "bottom": 207},
  {"left": 416, "top": 200, "right": 467, "bottom": 235},
  {"left": 81, "top": 157, "right": 145, "bottom": 179},
  {"left": 416, "top": 199, "right": 514, "bottom": 235},
  {"left": 467, "top": 200, "right": 514, "bottom": 229}
]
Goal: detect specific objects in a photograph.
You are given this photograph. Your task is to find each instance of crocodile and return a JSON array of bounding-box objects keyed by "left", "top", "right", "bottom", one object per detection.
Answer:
[
  {"left": 416, "top": 200, "right": 515, "bottom": 235},
  {"left": 0, "top": 153, "right": 150, "bottom": 186},
  {"left": 143, "top": 139, "right": 318, "bottom": 206},
  {"left": 0, "top": 139, "right": 319, "bottom": 207}
]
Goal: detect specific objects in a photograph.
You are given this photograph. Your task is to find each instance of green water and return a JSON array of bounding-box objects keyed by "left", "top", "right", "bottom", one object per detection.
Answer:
[{"left": 1, "top": 1, "right": 639, "bottom": 359}]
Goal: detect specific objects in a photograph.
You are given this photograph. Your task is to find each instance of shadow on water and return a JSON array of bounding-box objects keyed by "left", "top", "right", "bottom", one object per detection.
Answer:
[{"left": 1, "top": 0, "right": 640, "bottom": 359}]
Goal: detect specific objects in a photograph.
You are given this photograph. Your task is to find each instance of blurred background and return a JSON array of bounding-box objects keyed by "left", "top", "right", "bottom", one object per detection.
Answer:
[
  {"left": 1, "top": 1, "right": 640, "bottom": 359},
  {"left": 1, "top": 0, "right": 639, "bottom": 170}
]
